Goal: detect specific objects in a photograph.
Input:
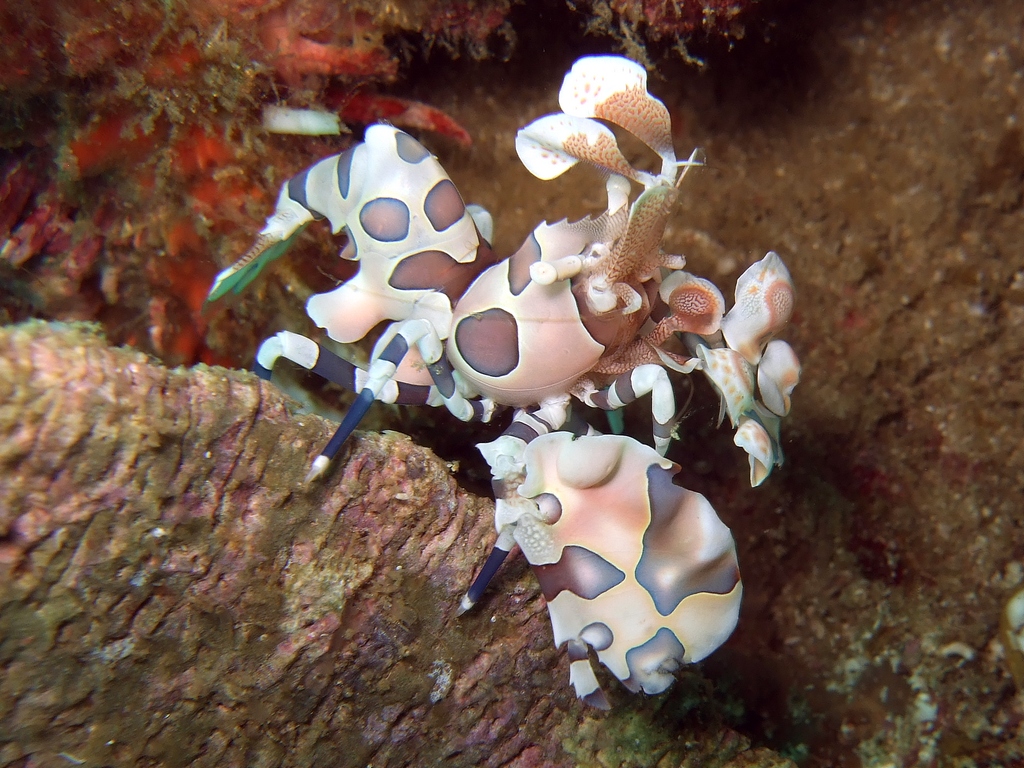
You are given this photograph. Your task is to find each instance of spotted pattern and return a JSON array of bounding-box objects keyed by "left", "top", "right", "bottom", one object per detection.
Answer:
[
  {"left": 605, "top": 186, "right": 675, "bottom": 283},
  {"left": 698, "top": 346, "right": 754, "bottom": 425},
  {"left": 454, "top": 308, "right": 519, "bottom": 377},
  {"left": 623, "top": 627, "right": 684, "bottom": 694},
  {"left": 507, "top": 232, "right": 542, "bottom": 296},
  {"left": 389, "top": 250, "right": 485, "bottom": 301},
  {"left": 359, "top": 198, "right": 410, "bottom": 242},
  {"left": 635, "top": 466, "right": 740, "bottom": 616},
  {"left": 596, "top": 85, "right": 673, "bottom": 158},
  {"left": 668, "top": 279, "right": 723, "bottom": 335},
  {"left": 734, "top": 416, "right": 775, "bottom": 486},
  {"left": 423, "top": 179, "right": 466, "bottom": 232},
  {"left": 395, "top": 132, "right": 431, "bottom": 163},
  {"left": 563, "top": 132, "right": 635, "bottom": 180},
  {"left": 336, "top": 146, "right": 355, "bottom": 198},
  {"left": 532, "top": 545, "right": 625, "bottom": 601},
  {"left": 580, "top": 622, "right": 614, "bottom": 651},
  {"left": 765, "top": 280, "right": 795, "bottom": 330},
  {"left": 288, "top": 170, "right": 325, "bottom": 220},
  {"left": 722, "top": 254, "right": 796, "bottom": 364}
]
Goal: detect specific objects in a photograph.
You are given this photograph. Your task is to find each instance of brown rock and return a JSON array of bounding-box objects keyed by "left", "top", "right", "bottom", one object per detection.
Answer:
[{"left": 0, "top": 321, "right": 791, "bottom": 767}]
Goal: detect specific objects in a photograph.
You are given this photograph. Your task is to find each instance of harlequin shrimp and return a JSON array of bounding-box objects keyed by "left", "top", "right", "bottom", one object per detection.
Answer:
[
  {"left": 206, "top": 54, "right": 802, "bottom": 707},
  {"left": 208, "top": 55, "right": 722, "bottom": 476},
  {"left": 476, "top": 431, "right": 742, "bottom": 709}
]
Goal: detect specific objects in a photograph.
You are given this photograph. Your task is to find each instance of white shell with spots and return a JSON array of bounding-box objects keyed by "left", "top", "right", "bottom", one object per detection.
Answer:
[
  {"left": 446, "top": 220, "right": 608, "bottom": 406},
  {"left": 515, "top": 432, "right": 742, "bottom": 703},
  {"left": 558, "top": 54, "right": 677, "bottom": 169},
  {"left": 207, "top": 55, "right": 807, "bottom": 710},
  {"left": 720, "top": 251, "right": 796, "bottom": 365},
  {"left": 695, "top": 345, "right": 756, "bottom": 427},
  {"left": 301, "top": 124, "right": 483, "bottom": 344}
]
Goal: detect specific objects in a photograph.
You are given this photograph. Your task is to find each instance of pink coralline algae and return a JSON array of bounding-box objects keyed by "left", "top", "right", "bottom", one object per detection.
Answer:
[{"left": 615, "top": 0, "right": 756, "bottom": 38}]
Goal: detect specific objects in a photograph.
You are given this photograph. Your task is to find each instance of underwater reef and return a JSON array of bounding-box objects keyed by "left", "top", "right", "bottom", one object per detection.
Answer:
[
  {"left": 0, "top": 0, "right": 767, "bottom": 369},
  {"left": 3, "top": 0, "right": 1024, "bottom": 765},
  {"left": 0, "top": 321, "right": 793, "bottom": 767}
]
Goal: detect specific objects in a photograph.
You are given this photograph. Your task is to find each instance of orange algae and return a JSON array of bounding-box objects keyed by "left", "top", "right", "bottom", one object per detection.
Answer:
[
  {"left": 67, "top": 113, "right": 163, "bottom": 177},
  {"left": 171, "top": 125, "right": 236, "bottom": 177}
]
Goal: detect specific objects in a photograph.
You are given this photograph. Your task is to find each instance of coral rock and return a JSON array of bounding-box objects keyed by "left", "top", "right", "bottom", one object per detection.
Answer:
[{"left": 0, "top": 321, "right": 793, "bottom": 767}]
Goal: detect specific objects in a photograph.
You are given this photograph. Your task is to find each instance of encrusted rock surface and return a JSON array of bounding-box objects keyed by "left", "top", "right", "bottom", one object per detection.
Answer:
[
  {"left": 416, "top": 1, "right": 1024, "bottom": 762},
  {"left": 0, "top": 321, "right": 793, "bottom": 768}
]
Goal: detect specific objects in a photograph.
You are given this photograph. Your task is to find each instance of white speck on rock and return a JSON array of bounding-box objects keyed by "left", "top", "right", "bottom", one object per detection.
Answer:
[
  {"left": 428, "top": 660, "right": 453, "bottom": 704},
  {"left": 913, "top": 692, "right": 938, "bottom": 724}
]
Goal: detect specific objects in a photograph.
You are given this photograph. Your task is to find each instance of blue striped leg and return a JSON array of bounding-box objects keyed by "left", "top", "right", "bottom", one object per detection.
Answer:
[
  {"left": 305, "top": 320, "right": 455, "bottom": 481},
  {"left": 458, "top": 398, "right": 571, "bottom": 615},
  {"left": 374, "top": 318, "right": 496, "bottom": 426},
  {"left": 255, "top": 330, "right": 438, "bottom": 404},
  {"left": 575, "top": 364, "right": 678, "bottom": 455},
  {"left": 255, "top": 328, "right": 431, "bottom": 482},
  {"left": 421, "top": 346, "right": 496, "bottom": 425}
]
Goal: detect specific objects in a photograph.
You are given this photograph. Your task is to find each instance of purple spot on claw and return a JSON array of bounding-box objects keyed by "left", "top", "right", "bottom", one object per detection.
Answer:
[
  {"left": 636, "top": 466, "right": 739, "bottom": 616},
  {"left": 507, "top": 232, "right": 541, "bottom": 296},
  {"left": 336, "top": 147, "right": 355, "bottom": 198},
  {"left": 359, "top": 198, "right": 410, "bottom": 242},
  {"left": 395, "top": 131, "right": 430, "bottom": 163},
  {"left": 424, "top": 179, "right": 465, "bottom": 232},
  {"left": 454, "top": 308, "right": 519, "bottom": 377},
  {"left": 389, "top": 250, "right": 484, "bottom": 302},
  {"left": 532, "top": 545, "right": 624, "bottom": 601},
  {"left": 623, "top": 627, "right": 685, "bottom": 694}
]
